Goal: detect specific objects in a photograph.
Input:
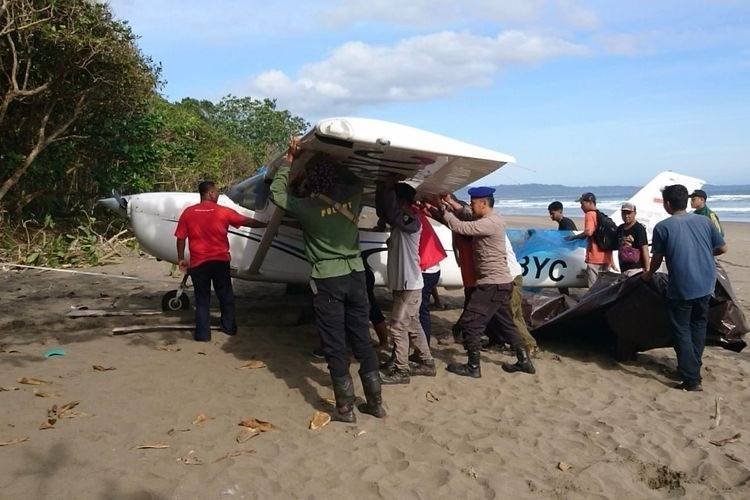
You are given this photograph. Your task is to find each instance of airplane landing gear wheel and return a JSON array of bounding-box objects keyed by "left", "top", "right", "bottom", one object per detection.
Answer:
[{"left": 162, "top": 290, "right": 190, "bottom": 311}]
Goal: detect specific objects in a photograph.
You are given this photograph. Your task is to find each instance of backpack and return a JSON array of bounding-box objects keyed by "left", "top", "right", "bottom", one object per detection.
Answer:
[{"left": 594, "top": 210, "right": 618, "bottom": 251}]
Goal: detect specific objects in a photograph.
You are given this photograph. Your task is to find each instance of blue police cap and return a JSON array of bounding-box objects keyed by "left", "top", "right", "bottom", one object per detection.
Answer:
[{"left": 468, "top": 186, "right": 496, "bottom": 199}]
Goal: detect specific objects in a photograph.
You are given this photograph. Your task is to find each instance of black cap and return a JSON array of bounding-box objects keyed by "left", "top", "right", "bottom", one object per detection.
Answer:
[
  {"left": 576, "top": 192, "right": 596, "bottom": 203},
  {"left": 689, "top": 189, "right": 707, "bottom": 200}
]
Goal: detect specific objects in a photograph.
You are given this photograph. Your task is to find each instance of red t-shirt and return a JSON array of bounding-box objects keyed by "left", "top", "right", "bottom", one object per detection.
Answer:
[
  {"left": 174, "top": 201, "right": 247, "bottom": 268},
  {"left": 453, "top": 234, "right": 477, "bottom": 288}
]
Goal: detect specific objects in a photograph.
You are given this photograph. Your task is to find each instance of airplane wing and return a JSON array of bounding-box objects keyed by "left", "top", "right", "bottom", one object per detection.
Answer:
[
  {"left": 248, "top": 117, "right": 515, "bottom": 276},
  {"left": 295, "top": 117, "right": 515, "bottom": 203}
]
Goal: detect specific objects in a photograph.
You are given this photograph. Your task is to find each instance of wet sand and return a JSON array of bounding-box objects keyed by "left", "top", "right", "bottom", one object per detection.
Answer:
[{"left": 0, "top": 215, "right": 748, "bottom": 498}]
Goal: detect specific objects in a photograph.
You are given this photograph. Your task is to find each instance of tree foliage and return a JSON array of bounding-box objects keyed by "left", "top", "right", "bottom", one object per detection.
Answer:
[
  {"left": 0, "top": 0, "right": 158, "bottom": 208},
  {"left": 0, "top": 1, "right": 309, "bottom": 223}
]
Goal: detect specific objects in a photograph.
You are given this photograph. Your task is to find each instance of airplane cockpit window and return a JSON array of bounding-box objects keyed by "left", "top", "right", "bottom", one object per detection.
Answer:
[{"left": 225, "top": 166, "right": 270, "bottom": 212}]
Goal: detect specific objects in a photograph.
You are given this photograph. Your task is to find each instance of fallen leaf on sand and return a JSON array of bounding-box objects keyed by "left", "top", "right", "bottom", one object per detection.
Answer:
[
  {"left": 39, "top": 418, "right": 56, "bottom": 430},
  {"left": 197, "top": 351, "right": 207, "bottom": 356},
  {"left": 192, "top": 413, "right": 214, "bottom": 426},
  {"left": 155, "top": 346, "right": 181, "bottom": 352},
  {"left": 236, "top": 427, "right": 260, "bottom": 443},
  {"left": 425, "top": 391, "right": 439, "bottom": 403},
  {"left": 309, "top": 411, "right": 331, "bottom": 430},
  {"left": 176, "top": 450, "right": 203, "bottom": 465},
  {"left": 344, "top": 428, "right": 367, "bottom": 438},
  {"left": 725, "top": 453, "right": 743, "bottom": 463},
  {"left": 319, "top": 397, "right": 336, "bottom": 407},
  {"left": 462, "top": 466, "right": 478, "bottom": 479},
  {"left": 0, "top": 386, "right": 20, "bottom": 392},
  {"left": 558, "top": 462, "right": 573, "bottom": 471},
  {"left": 58, "top": 401, "right": 80, "bottom": 417},
  {"left": 136, "top": 443, "right": 170, "bottom": 449},
  {"left": 167, "top": 428, "right": 191, "bottom": 436},
  {"left": 238, "top": 360, "right": 266, "bottom": 369},
  {"left": 710, "top": 433, "right": 741, "bottom": 447},
  {"left": 213, "top": 449, "right": 255, "bottom": 463},
  {"left": 17, "top": 377, "right": 50, "bottom": 386},
  {"left": 238, "top": 418, "right": 278, "bottom": 432},
  {"left": 92, "top": 365, "right": 116, "bottom": 371},
  {"left": 34, "top": 390, "right": 59, "bottom": 398},
  {"left": 0, "top": 437, "right": 29, "bottom": 446}
]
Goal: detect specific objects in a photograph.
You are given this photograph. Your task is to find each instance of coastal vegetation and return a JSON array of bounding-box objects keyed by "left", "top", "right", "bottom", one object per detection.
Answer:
[{"left": 0, "top": 0, "right": 307, "bottom": 266}]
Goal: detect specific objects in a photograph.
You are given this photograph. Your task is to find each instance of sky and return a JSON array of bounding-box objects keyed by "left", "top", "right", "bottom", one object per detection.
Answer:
[{"left": 107, "top": 0, "right": 750, "bottom": 186}]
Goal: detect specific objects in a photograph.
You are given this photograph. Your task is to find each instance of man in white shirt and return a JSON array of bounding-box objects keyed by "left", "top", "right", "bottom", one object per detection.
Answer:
[{"left": 376, "top": 180, "right": 435, "bottom": 384}]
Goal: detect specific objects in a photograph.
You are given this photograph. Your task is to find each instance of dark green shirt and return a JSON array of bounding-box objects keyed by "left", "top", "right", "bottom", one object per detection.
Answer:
[
  {"left": 694, "top": 206, "right": 724, "bottom": 237},
  {"left": 269, "top": 164, "right": 364, "bottom": 279}
]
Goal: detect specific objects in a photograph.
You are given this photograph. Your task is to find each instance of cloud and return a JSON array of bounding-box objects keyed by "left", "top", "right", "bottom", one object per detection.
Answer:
[{"left": 241, "top": 30, "right": 589, "bottom": 116}]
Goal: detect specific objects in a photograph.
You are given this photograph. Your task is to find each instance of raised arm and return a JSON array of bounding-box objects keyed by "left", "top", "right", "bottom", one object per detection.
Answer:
[{"left": 442, "top": 211, "right": 499, "bottom": 236}]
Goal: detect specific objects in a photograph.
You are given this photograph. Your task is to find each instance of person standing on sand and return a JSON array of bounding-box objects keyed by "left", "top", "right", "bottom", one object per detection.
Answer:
[
  {"left": 431, "top": 187, "right": 535, "bottom": 378},
  {"left": 548, "top": 201, "right": 577, "bottom": 231},
  {"left": 270, "top": 140, "right": 386, "bottom": 422},
  {"left": 413, "top": 200, "right": 447, "bottom": 345},
  {"left": 376, "top": 180, "right": 436, "bottom": 384},
  {"left": 566, "top": 192, "right": 612, "bottom": 287},
  {"left": 616, "top": 202, "right": 650, "bottom": 276},
  {"left": 690, "top": 189, "right": 724, "bottom": 237},
  {"left": 642, "top": 184, "right": 727, "bottom": 392},
  {"left": 175, "top": 181, "right": 267, "bottom": 342}
]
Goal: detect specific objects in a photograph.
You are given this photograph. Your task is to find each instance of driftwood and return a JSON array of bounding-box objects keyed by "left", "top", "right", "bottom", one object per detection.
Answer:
[
  {"left": 712, "top": 396, "right": 722, "bottom": 429},
  {"left": 2, "top": 264, "right": 142, "bottom": 280},
  {"left": 112, "top": 325, "right": 220, "bottom": 335},
  {"left": 67, "top": 309, "right": 162, "bottom": 318}
]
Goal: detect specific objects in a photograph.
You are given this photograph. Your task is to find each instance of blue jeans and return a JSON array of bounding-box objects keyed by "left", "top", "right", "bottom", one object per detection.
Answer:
[
  {"left": 420, "top": 271, "right": 441, "bottom": 343},
  {"left": 666, "top": 295, "right": 711, "bottom": 385},
  {"left": 191, "top": 260, "right": 236, "bottom": 341}
]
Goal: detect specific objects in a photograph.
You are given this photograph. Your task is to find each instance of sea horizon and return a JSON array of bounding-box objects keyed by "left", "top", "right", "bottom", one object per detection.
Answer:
[{"left": 457, "top": 183, "right": 750, "bottom": 222}]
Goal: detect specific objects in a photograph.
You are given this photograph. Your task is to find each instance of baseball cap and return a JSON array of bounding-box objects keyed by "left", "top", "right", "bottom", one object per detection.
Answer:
[
  {"left": 621, "top": 202, "right": 636, "bottom": 212},
  {"left": 576, "top": 192, "right": 596, "bottom": 202},
  {"left": 468, "top": 186, "right": 496, "bottom": 199},
  {"left": 689, "top": 189, "right": 707, "bottom": 199}
]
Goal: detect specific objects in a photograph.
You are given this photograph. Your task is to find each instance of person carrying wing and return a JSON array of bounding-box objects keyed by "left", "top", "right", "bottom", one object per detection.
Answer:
[
  {"left": 269, "top": 140, "right": 386, "bottom": 423},
  {"left": 433, "top": 187, "right": 536, "bottom": 378},
  {"left": 376, "top": 179, "right": 436, "bottom": 384}
]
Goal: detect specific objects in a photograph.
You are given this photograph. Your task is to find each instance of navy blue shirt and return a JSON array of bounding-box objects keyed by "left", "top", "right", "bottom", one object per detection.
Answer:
[{"left": 652, "top": 213, "right": 725, "bottom": 300}]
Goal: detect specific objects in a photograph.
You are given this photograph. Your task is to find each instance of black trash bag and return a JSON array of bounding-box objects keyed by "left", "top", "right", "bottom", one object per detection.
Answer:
[{"left": 531, "top": 264, "right": 747, "bottom": 361}]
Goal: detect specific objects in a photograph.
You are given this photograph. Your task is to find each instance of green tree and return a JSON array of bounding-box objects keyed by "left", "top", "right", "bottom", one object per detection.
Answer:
[
  {"left": 212, "top": 96, "right": 308, "bottom": 169},
  {"left": 0, "top": 0, "right": 158, "bottom": 208}
]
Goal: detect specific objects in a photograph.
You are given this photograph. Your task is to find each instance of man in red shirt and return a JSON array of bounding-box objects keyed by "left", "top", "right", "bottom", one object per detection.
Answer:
[{"left": 175, "top": 181, "right": 267, "bottom": 341}]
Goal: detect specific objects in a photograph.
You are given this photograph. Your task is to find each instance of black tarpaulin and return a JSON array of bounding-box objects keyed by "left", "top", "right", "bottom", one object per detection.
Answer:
[{"left": 529, "top": 264, "right": 747, "bottom": 361}]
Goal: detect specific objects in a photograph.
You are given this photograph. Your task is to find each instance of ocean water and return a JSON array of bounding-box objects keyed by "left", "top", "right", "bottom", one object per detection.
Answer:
[{"left": 469, "top": 184, "right": 750, "bottom": 222}]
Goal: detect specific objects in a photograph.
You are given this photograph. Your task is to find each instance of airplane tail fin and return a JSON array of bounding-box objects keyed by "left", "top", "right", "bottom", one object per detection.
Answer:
[{"left": 610, "top": 171, "right": 705, "bottom": 240}]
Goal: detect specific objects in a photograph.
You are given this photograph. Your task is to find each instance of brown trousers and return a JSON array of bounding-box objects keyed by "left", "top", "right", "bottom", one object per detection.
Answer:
[{"left": 389, "top": 289, "right": 433, "bottom": 371}]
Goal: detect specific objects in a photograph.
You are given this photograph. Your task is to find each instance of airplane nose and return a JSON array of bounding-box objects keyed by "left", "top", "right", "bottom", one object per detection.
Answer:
[{"left": 97, "top": 196, "right": 129, "bottom": 217}]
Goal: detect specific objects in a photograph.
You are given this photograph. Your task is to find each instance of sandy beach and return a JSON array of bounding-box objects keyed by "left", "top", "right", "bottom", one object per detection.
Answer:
[{"left": 1, "top": 215, "right": 748, "bottom": 499}]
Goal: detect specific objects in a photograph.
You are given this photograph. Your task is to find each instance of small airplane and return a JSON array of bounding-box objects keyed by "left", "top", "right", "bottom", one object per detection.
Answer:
[{"left": 98, "top": 117, "right": 704, "bottom": 310}]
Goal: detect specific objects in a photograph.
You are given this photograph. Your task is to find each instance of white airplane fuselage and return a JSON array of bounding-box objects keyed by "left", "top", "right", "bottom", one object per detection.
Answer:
[{"left": 121, "top": 192, "right": 589, "bottom": 289}]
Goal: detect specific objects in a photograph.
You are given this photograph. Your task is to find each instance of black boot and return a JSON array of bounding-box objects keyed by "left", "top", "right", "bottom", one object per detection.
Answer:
[
  {"left": 358, "top": 371, "right": 387, "bottom": 418},
  {"left": 379, "top": 346, "right": 396, "bottom": 371},
  {"left": 446, "top": 349, "right": 481, "bottom": 378},
  {"left": 330, "top": 374, "right": 356, "bottom": 423},
  {"left": 409, "top": 358, "right": 437, "bottom": 377},
  {"left": 502, "top": 347, "right": 536, "bottom": 374},
  {"left": 380, "top": 365, "right": 410, "bottom": 385}
]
